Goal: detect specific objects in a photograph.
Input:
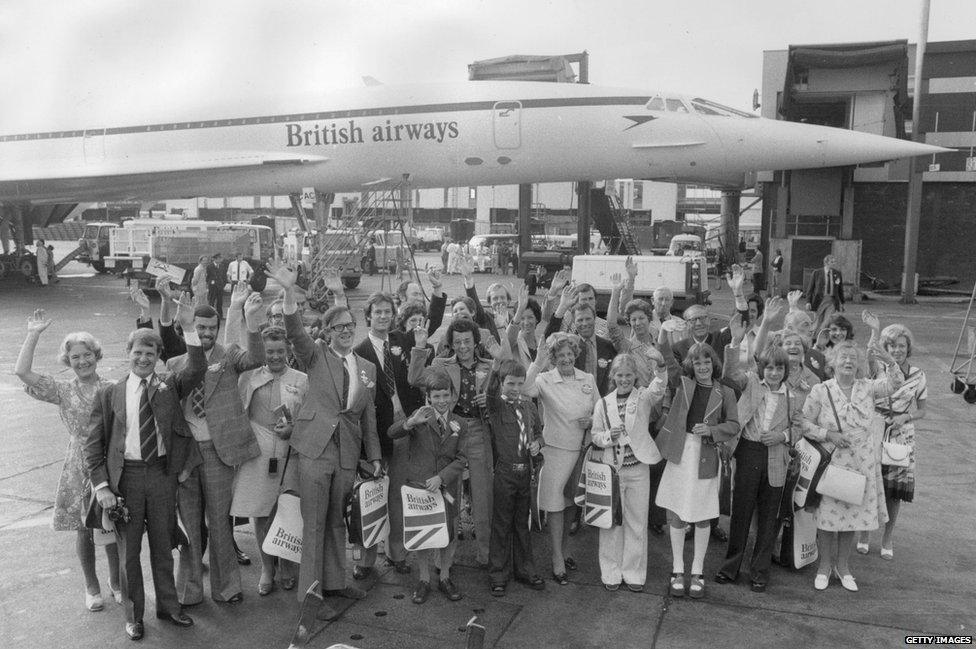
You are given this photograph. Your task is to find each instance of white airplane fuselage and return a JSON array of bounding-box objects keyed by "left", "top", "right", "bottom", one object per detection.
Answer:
[{"left": 0, "top": 81, "right": 944, "bottom": 203}]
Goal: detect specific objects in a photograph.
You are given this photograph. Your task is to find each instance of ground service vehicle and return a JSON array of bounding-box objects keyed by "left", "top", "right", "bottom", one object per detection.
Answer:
[
  {"left": 76, "top": 222, "right": 119, "bottom": 272},
  {"left": 571, "top": 254, "right": 709, "bottom": 314},
  {"left": 415, "top": 226, "right": 446, "bottom": 251}
]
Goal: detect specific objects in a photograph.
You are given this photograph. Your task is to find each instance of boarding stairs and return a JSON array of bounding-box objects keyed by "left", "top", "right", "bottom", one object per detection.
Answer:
[{"left": 590, "top": 187, "right": 640, "bottom": 255}]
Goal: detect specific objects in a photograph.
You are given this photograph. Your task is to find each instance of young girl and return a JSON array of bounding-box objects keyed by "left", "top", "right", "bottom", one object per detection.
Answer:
[
  {"left": 590, "top": 352, "right": 667, "bottom": 592},
  {"left": 654, "top": 343, "right": 740, "bottom": 599}
]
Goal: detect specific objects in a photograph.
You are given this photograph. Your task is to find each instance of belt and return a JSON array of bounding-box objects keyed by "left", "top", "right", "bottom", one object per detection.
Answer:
[{"left": 123, "top": 456, "right": 166, "bottom": 468}]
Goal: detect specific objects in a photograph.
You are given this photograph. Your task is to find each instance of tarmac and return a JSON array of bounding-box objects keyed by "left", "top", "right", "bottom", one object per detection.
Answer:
[{"left": 1, "top": 248, "right": 974, "bottom": 649}]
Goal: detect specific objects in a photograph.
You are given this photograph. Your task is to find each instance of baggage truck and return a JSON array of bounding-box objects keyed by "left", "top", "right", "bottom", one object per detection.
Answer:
[{"left": 570, "top": 254, "right": 709, "bottom": 315}]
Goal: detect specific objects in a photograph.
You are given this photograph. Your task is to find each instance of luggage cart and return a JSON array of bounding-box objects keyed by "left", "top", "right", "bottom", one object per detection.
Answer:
[{"left": 948, "top": 281, "right": 976, "bottom": 403}]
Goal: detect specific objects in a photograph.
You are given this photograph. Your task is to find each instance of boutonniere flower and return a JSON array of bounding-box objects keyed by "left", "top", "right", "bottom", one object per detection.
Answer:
[
  {"left": 810, "top": 358, "right": 821, "bottom": 369},
  {"left": 207, "top": 362, "right": 222, "bottom": 373},
  {"left": 581, "top": 383, "right": 594, "bottom": 394},
  {"left": 156, "top": 382, "right": 168, "bottom": 392},
  {"left": 597, "top": 358, "right": 609, "bottom": 369},
  {"left": 449, "top": 420, "right": 461, "bottom": 434},
  {"left": 360, "top": 370, "right": 375, "bottom": 389},
  {"left": 390, "top": 346, "right": 402, "bottom": 357},
  {"left": 283, "top": 383, "right": 299, "bottom": 394}
]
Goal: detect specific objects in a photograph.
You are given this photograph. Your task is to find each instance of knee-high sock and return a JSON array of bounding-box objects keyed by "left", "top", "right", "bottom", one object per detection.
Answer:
[
  {"left": 691, "top": 525, "right": 710, "bottom": 574},
  {"left": 669, "top": 525, "right": 686, "bottom": 574}
]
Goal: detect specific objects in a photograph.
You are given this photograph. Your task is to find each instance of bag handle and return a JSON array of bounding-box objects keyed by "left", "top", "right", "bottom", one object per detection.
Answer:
[
  {"left": 825, "top": 384, "right": 844, "bottom": 434},
  {"left": 278, "top": 449, "right": 292, "bottom": 489}
]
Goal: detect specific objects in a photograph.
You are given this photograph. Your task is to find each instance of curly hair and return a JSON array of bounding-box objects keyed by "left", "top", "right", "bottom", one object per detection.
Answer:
[
  {"left": 59, "top": 332, "right": 103, "bottom": 366},
  {"left": 545, "top": 332, "right": 580, "bottom": 366},
  {"left": 624, "top": 299, "right": 653, "bottom": 321},
  {"left": 396, "top": 303, "right": 428, "bottom": 331},
  {"left": 446, "top": 317, "right": 480, "bottom": 349},
  {"left": 880, "top": 323, "right": 913, "bottom": 358}
]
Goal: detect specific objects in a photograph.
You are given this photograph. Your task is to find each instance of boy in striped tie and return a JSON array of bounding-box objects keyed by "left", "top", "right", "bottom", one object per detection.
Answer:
[{"left": 480, "top": 359, "right": 545, "bottom": 596}]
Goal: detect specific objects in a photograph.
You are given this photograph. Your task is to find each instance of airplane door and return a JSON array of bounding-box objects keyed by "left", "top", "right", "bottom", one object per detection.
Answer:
[
  {"left": 493, "top": 101, "right": 521, "bottom": 149},
  {"left": 83, "top": 128, "right": 106, "bottom": 162}
]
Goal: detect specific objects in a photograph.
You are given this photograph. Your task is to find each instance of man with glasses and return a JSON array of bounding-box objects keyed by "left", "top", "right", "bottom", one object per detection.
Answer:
[{"left": 268, "top": 260, "right": 382, "bottom": 622}]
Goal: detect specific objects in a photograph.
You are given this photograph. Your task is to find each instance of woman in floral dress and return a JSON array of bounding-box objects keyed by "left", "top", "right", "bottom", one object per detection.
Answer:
[{"left": 15, "top": 309, "right": 120, "bottom": 612}]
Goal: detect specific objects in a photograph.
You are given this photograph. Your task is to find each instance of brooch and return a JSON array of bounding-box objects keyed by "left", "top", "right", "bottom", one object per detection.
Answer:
[
  {"left": 390, "top": 346, "right": 402, "bottom": 357},
  {"left": 360, "top": 370, "right": 375, "bottom": 389},
  {"left": 283, "top": 383, "right": 299, "bottom": 394},
  {"left": 207, "top": 363, "right": 222, "bottom": 373},
  {"left": 627, "top": 403, "right": 637, "bottom": 414},
  {"left": 449, "top": 420, "right": 461, "bottom": 434},
  {"left": 156, "top": 382, "right": 168, "bottom": 392},
  {"left": 597, "top": 359, "right": 609, "bottom": 369},
  {"left": 581, "top": 383, "right": 593, "bottom": 394},
  {"left": 810, "top": 358, "right": 821, "bottom": 369}
]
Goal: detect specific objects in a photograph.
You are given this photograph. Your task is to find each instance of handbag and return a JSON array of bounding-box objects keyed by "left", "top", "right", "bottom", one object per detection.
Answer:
[
  {"left": 779, "top": 508, "right": 819, "bottom": 570},
  {"left": 880, "top": 414, "right": 911, "bottom": 467},
  {"left": 344, "top": 475, "right": 390, "bottom": 549},
  {"left": 262, "top": 452, "right": 303, "bottom": 562},
  {"left": 813, "top": 388, "right": 866, "bottom": 506}
]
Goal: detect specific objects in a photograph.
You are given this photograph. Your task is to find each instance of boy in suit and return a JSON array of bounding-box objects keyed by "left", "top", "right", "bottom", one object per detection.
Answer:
[
  {"left": 481, "top": 359, "right": 545, "bottom": 596},
  {"left": 388, "top": 371, "right": 467, "bottom": 605}
]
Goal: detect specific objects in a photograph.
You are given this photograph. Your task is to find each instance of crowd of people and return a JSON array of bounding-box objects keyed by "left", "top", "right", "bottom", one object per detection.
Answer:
[{"left": 15, "top": 250, "right": 927, "bottom": 641}]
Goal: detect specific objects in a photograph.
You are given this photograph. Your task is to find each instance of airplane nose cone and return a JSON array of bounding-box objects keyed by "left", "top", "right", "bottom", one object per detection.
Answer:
[{"left": 807, "top": 124, "right": 949, "bottom": 165}]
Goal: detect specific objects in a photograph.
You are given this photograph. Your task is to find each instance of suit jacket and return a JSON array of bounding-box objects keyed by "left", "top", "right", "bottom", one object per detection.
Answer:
[
  {"left": 806, "top": 268, "right": 845, "bottom": 312},
  {"left": 723, "top": 345, "right": 803, "bottom": 487},
  {"left": 655, "top": 376, "right": 740, "bottom": 479},
  {"left": 591, "top": 381, "right": 667, "bottom": 468},
  {"left": 407, "top": 348, "right": 493, "bottom": 398},
  {"left": 387, "top": 415, "right": 467, "bottom": 494},
  {"left": 354, "top": 331, "right": 425, "bottom": 458},
  {"left": 136, "top": 318, "right": 184, "bottom": 363},
  {"left": 84, "top": 345, "right": 207, "bottom": 492},
  {"left": 483, "top": 394, "right": 543, "bottom": 465},
  {"left": 284, "top": 311, "right": 381, "bottom": 467},
  {"left": 166, "top": 332, "right": 264, "bottom": 467},
  {"left": 672, "top": 329, "right": 733, "bottom": 365},
  {"left": 544, "top": 313, "right": 616, "bottom": 396},
  {"left": 238, "top": 365, "right": 308, "bottom": 418}
]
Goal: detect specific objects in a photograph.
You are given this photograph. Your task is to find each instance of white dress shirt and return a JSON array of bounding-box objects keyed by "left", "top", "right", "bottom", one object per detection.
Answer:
[
  {"left": 368, "top": 330, "right": 404, "bottom": 418},
  {"left": 337, "top": 349, "right": 359, "bottom": 409},
  {"left": 124, "top": 372, "right": 168, "bottom": 460}
]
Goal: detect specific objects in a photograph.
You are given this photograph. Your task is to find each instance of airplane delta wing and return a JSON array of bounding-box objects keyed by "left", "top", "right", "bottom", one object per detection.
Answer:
[{"left": 0, "top": 81, "right": 948, "bottom": 203}]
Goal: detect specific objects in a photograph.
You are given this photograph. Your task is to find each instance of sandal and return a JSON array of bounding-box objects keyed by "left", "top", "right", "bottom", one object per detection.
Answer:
[
  {"left": 552, "top": 571, "right": 569, "bottom": 586},
  {"left": 688, "top": 574, "right": 705, "bottom": 599},
  {"left": 490, "top": 583, "right": 506, "bottom": 597},
  {"left": 668, "top": 573, "right": 685, "bottom": 598}
]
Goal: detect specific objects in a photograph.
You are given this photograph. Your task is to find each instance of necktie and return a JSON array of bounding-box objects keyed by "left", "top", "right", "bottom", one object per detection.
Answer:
[
  {"left": 190, "top": 384, "right": 206, "bottom": 419},
  {"left": 586, "top": 338, "right": 597, "bottom": 377},
  {"left": 382, "top": 339, "right": 396, "bottom": 395},
  {"left": 139, "top": 379, "right": 158, "bottom": 461},
  {"left": 341, "top": 357, "right": 350, "bottom": 407},
  {"left": 513, "top": 404, "right": 527, "bottom": 456},
  {"left": 826, "top": 270, "right": 833, "bottom": 297}
]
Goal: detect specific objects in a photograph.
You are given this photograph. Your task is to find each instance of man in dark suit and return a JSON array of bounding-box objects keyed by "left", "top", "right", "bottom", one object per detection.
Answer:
[
  {"left": 671, "top": 304, "right": 733, "bottom": 366},
  {"left": 166, "top": 296, "right": 266, "bottom": 606},
  {"left": 270, "top": 260, "right": 382, "bottom": 622},
  {"left": 85, "top": 298, "right": 204, "bottom": 641},
  {"left": 206, "top": 253, "right": 224, "bottom": 317},
  {"left": 805, "top": 254, "right": 844, "bottom": 331},
  {"left": 544, "top": 297, "right": 616, "bottom": 396},
  {"left": 352, "top": 291, "right": 425, "bottom": 576}
]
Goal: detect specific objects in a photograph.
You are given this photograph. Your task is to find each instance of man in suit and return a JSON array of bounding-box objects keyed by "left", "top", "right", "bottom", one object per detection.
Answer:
[
  {"left": 805, "top": 254, "right": 844, "bottom": 331},
  {"left": 269, "top": 260, "right": 382, "bottom": 621},
  {"left": 166, "top": 296, "right": 266, "bottom": 606},
  {"left": 207, "top": 253, "right": 224, "bottom": 317},
  {"left": 85, "top": 298, "right": 204, "bottom": 641},
  {"left": 544, "top": 293, "right": 616, "bottom": 396},
  {"left": 352, "top": 291, "right": 425, "bottom": 576}
]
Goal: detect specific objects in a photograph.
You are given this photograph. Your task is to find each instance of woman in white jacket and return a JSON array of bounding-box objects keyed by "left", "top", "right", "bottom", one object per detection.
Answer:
[{"left": 590, "top": 352, "right": 667, "bottom": 592}]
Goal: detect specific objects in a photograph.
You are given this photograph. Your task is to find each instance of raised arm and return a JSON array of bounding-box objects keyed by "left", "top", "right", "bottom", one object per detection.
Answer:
[
  {"left": 269, "top": 259, "right": 318, "bottom": 367},
  {"left": 722, "top": 313, "right": 750, "bottom": 391},
  {"left": 753, "top": 296, "right": 787, "bottom": 358},
  {"left": 15, "top": 309, "right": 52, "bottom": 387},
  {"left": 222, "top": 280, "right": 250, "bottom": 348},
  {"left": 407, "top": 323, "right": 432, "bottom": 387},
  {"left": 426, "top": 268, "right": 446, "bottom": 335},
  {"left": 171, "top": 295, "right": 207, "bottom": 399},
  {"left": 521, "top": 343, "right": 550, "bottom": 399},
  {"left": 224, "top": 292, "right": 268, "bottom": 373}
]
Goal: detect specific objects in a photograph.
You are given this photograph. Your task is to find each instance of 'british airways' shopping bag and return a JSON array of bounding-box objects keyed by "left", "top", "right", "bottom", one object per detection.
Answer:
[
  {"left": 582, "top": 460, "right": 621, "bottom": 529},
  {"left": 401, "top": 484, "right": 450, "bottom": 551},
  {"left": 345, "top": 476, "right": 390, "bottom": 549}
]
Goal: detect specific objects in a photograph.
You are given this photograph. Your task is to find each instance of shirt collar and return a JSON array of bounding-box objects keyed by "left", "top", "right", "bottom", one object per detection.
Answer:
[
  {"left": 761, "top": 379, "right": 787, "bottom": 394},
  {"left": 128, "top": 371, "right": 153, "bottom": 387},
  {"left": 368, "top": 330, "right": 388, "bottom": 345}
]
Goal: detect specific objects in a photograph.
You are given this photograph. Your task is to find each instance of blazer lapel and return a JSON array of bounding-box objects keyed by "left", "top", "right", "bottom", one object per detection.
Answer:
[
  {"left": 113, "top": 380, "right": 128, "bottom": 424},
  {"left": 324, "top": 345, "right": 345, "bottom": 404},
  {"left": 704, "top": 384, "right": 724, "bottom": 421},
  {"left": 204, "top": 344, "right": 225, "bottom": 400}
]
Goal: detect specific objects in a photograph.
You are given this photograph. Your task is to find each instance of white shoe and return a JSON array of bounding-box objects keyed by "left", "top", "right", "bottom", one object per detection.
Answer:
[
  {"left": 112, "top": 588, "right": 123, "bottom": 604},
  {"left": 814, "top": 573, "right": 829, "bottom": 591},
  {"left": 855, "top": 542, "right": 869, "bottom": 555},
  {"left": 880, "top": 547, "right": 893, "bottom": 561},
  {"left": 85, "top": 591, "right": 104, "bottom": 611},
  {"left": 833, "top": 568, "right": 858, "bottom": 592}
]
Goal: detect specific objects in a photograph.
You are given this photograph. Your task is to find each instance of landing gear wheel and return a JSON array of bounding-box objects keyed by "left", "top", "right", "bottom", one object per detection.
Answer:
[
  {"left": 92, "top": 260, "right": 106, "bottom": 273},
  {"left": 18, "top": 257, "right": 36, "bottom": 279}
]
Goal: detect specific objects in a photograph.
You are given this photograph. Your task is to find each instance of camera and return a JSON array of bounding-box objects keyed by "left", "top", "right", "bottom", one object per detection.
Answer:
[{"left": 107, "top": 497, "right": 131, "bottom": 524}]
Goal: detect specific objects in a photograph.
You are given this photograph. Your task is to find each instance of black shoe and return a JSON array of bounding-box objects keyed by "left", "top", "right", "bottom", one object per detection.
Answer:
[
  {"left": 750, "top": 581, "right": 767, "bottom": 593},
  {"left": 438, "top": 578, "right": 462, "bottom": 601},
  {"left": 235, "top": 549, "right": 251, "bottom": 566},
  {"left": 714, "top": 572, "right": 735, "bottom": 585},
  {"left": 552, "top": 571, "right": 568, "bottom": 586},
  {"left": 125, "top": 622, "right": 144, "bottom": 641},
  {"left": 384, "top": 558, "right": 411, "bottom": 574},
  {"left": 353, "top": 565, "right": 373, "bottom": 580},
  {"left": 711, "top": 526, "right": 729, "bottom": 543},
  {"left": 514, "top": 575, "right": 546, "bottom": 591},
  {"left": 225, "top": 592, "right": 243, "bottom": 604},
  {"left": 490, "top": 583, "right": 507, "bottom": 597},
  {"left": 155, "top": 612, "right": 194, "bottom": 628},
  {"left": 564, "top": 557, "right": 578, "bottom": 571},
  {"left": 411, "top": 581, "right": 430, "bottom": 604}
]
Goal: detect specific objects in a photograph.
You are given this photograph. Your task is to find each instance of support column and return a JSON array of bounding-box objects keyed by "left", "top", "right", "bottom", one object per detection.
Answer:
[
  {"left": 721, "top": 189, "right": 741, "bottom": 265},
  {"left": 576, "top": 182, "right": 592, "bottom": 256},
  {"left": 518, "top": 184, "right": 532, "bottom": 277}
]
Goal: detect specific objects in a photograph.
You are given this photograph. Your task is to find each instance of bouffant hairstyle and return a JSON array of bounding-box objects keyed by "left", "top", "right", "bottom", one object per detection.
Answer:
[
  {"left": 521, "top": 298, "right": 542, "bottom": 325},
  {"left": 545, "top": 332, "right": 580, "bottom": 365},
  {"left": 396, "top": 303, "right": 428, "bottom": 331},
  {"left": 825, "top": 313, "right": 855, "bottom": 340},
  {"left": 260, "top": 326, "right": 287, "bottom": 343},
  {"left": 880, "top": 323, "right": 913, "bottom": 358},
  {"left": 624, "top": 299, "right": 654, "bottom": 321},
  {"left": 446, "top": 317, "right": 480, "bottom": 349},
  {"left": 59, "top": 332, "right": 103, "bottom": 366},
  {"left": 681, "top": 342, "right": 723, "bottom": 380}
]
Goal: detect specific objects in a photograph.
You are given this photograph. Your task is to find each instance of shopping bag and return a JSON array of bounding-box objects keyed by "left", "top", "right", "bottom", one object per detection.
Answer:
[
  {"left": 792, "top": 438, "right": 832, "bottom": 509},
  {"left": 815, "top": 464, "right": 866, "bottom": 505},
  {"left": 262, "top": 492, "right": 303, "bottom": 562},
  {"left": 565, "top": 446, "right": 590, "bottom": 506},
  {"left": 401, "top": 484, "right": 450, "bottom": 551},
  {"left": 582, "top": 460, "right": 621, "bottom": 529},
  {"left": 528, "top": 456, "right": 544, "bottom": 532},
  {"left": 93, "top": 511, "right": 117, "bottom": 546},
  {"left": 345, "top": 476, "right": 390, "bottom": 549},
  {"left": 781, "top": 508, "right": 819, "bottom": 569}
]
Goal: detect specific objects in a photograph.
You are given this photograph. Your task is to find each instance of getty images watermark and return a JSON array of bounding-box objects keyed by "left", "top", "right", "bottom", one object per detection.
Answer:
[{"left": 904, "top": 637, "right": 972, "bottom": 645}]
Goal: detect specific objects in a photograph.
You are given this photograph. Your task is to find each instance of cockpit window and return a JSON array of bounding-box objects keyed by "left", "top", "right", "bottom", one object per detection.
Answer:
[
  {"left": 665, "top": 98, "right": 689, "bottom": 113},
  {"left": 647, "top": 96, "right": 666, "bottom": 111},
  {"left": 690, "top": 98, "right": 757, "bottom": 118}
]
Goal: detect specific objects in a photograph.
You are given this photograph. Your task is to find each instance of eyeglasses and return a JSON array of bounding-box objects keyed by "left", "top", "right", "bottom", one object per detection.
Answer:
[{"left": 329, "top": 322, "right": 356, "bottom": 333}]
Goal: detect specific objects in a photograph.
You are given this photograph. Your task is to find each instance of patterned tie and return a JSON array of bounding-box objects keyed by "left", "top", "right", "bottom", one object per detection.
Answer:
[
  {"left": 139, "top": 379, "right": 158, "bottom": 461},
  {"left": 514, "top": 404, "right": 527, "bottom": 456},
  {"left": 341, "top": 357, "right": 350, "bottom": 407},
  {"left": 382, "top": 339, "right": 396, "bottom": 395},
  {"left": 586, "top": 337, "right": 597, "bottom": 377},
  {"left": 190, "top": 385, "right": 206, "bottom": 419}
]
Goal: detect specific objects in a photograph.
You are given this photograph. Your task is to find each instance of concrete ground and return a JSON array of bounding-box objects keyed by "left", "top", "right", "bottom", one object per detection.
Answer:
[{"left": 1, "top": 249, "right": 974, "bottom": 648}]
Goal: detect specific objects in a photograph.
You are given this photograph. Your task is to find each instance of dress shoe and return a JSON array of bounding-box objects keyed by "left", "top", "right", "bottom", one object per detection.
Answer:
[
  {"left": 490, "top": 583, "right": 506, "bottom": 597},
  {"left": 750, "top": 581, "right": 767, "bottom": 593},
  {"left": 814, "top": 573, "right": 830, "bottom": 591},
  {"left": 235, "top": 549, "right": 251, "bottom": 566},
  {"left": 710, "top": 526, "right": 729, "bottom": 543},
  {"left": 327, "top": 585, "right": 366, "bottom": 600},
  {"left": 225, "top": 592, "right": 243, "bottom": 604},
  {"left": 564, "top": 557, "right": 578, "bottom": 571},
  {"left": 832, "top": 568, "right": 858, "bottom": 592},
  {"left": 627, "top": 582, "right": 644, "bottom": 593},
  {"left": 86, "top": 591, "right": 104, "bottom": 612},
  {"left": 438, "top": 578, "right": 462, "bottom": 601},
  {"left": 315, "top": 602, "right": 340, "bottom": 621},
  {"left": 713, "top": 572, "right": 735, "bottom": 585},
  {"left": 514, "top": 575, "right": 546, "bottom": 590},
  {"left": 411, "top": 580, "right": 431, "bottom": 604},
  {"left": 688, "top": 574, "right": 705, "bottom": 599},
  {"left": 125, "top": 622, "right": 144, "bottom": 641},
  {"left": 156, "top": 611, "right": 194, "bottom": 627},
  {"left": 353, "top": 565, "right": 373, "bottom": 580}
]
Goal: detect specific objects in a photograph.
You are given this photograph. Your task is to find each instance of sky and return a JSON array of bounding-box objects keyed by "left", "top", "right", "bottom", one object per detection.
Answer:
[{"left": 1, "top": 0, "right": 975, "bottom": 131}]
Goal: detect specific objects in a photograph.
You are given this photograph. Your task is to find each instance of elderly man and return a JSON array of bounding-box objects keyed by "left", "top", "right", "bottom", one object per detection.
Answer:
[{"left": 805, "top": 254, "right": 844, "bottom": 331}]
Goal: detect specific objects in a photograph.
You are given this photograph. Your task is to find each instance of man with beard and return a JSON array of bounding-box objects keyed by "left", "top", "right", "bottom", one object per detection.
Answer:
[
  {"left": 268, "top": 260, "right": 382, "bottom": 621},
  {"left": 166, "top": 294, "right": 267, "bottom": 606}
]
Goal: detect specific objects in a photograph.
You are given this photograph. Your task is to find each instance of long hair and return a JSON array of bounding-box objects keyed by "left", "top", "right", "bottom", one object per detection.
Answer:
[{"left": 681, "top": 342, "right": 722, "bottom": 380}]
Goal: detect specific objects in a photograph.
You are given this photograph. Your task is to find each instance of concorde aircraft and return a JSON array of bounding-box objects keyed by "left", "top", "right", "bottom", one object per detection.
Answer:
[{"left": 0, "top": 81, "right": 945, "bottom": 203}]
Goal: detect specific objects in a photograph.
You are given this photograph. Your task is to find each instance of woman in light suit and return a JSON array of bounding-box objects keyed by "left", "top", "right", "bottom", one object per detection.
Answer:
[{"left": 590, "top": 352, "right": 667, "bottom": 592}]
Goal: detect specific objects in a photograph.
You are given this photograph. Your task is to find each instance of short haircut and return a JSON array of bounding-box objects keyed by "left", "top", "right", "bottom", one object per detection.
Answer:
[
  {"left": 825, "top": 313, "right": 855, "bottom": 340},
  {"left": 396, "top": 280, "right": 421, "bottom": 301},
  {"left": 126, "top": 328, "right": 163, "bottom": 354},
  {"left": 826, "top": 340, "right": 866, "bottom": 378},
  {"left": 681, "top": 342, "right": 722, "bottom": 379},
  {"left": 624, "top": 299, "right": 653, "bottom": 321},
  {"left": 59, "top": 332, "right": 103, "bottom": 366},
  {"left": 446, "top": 317, "right": 480, "bottom": 348},
  {"left": 757, "top": 346, "right": 791, "bottom": 381},
  {"left": 880, "top": 323, "right": 914, "bottom": 358},
  {"left": 784, "top": 310, "right": 812, "bottom": 330},
  {"left": 546, "top": 332, "right": 580, "bottom": 365},
  {"left": 424, "top": 369, "right": 454, "bottom": 394},
  {"left": 823, "top": 254, "right": 836, "bottom": 265},
  {"left": 321, "top": 305, "right": 353, "bottom": 329},
  {"left": 266, "top": 299, "right": 285, "bottom": 318},
  {"left": 193, "top": 305, "right": 219, "bottom": 320},
  {"left": 522, "top": 298, "right": 542, "bottom": 324},
  {"left": 766, "top": 328, "right": 808, "bottom": 353},
  {"left": 746, "top": 293, "right": 764, "bottom": 318},
  {"left": 396, "top": 303, "right": 427, "bottom": 331},
  {"left": 364, "top": 291, "right": 395, "bottom": 324},
  {"left": 573, "top": 302, "right": 596, "bottom": 319},
  {"left": 683, "top": 304, "right": 709, "bottom": 320},
  {"left": 486, "top": 283, "right": 512, "bottom": 302},
  {"left": 653, "top": 286, "right": 674, "bottom": 301},
  {"left": 576, "top": 282, "right": 595, "bottom": 296},
  {"left": 260, "top": 326, "right": 287, "bottom": 343},
  {"left": 451, "top": 295, "right": 477, "bottom": 313},
  {"left": 497, "top": 358, "right": 526, "bottom": 383}
]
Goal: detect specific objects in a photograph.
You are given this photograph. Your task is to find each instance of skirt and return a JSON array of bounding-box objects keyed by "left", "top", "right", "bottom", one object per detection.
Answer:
[
  {"left": 655, "top": 434, "right": 719, "bottom": 523},
  {"left": 537, "top": 446, "right": 580, "bottom": 512},
  {"left": 230, "top": 423, "right": 293, "bottom": 518}
]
